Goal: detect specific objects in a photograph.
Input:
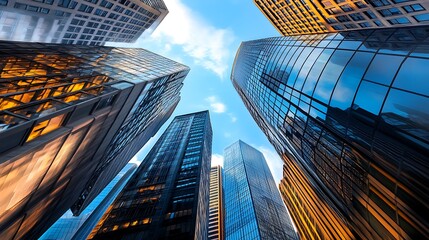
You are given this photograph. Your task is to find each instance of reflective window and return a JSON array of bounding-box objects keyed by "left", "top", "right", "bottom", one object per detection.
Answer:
[
  {"left": 314, "top": 50, "right": 354, "bottom": 103},
  {"left": 294, "top": 48, "right": 323, "bottom": 90},
  {"left": 354, "top": 81, "right": 388, "bottom": 115},
  {"left": 381, "top": 89, "right": 429, "bottom": 141},
  {"left": 413, "top": 13, "right": 429, "bottom": 22},
  {"left": 331, "top": 52, "right": 374, "bottom": 110},
  {"left": 364, "top": 54, "right": 404, "bottom": 85},
  {"left": 302, "top": 49, "right": 334, "bottom": 95},
  {"left": 393, "top": 57, "right": 429, "bottom": 97}
]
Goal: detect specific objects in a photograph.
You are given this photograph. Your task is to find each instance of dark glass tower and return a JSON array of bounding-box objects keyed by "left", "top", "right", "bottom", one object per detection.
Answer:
[
  {"left": 89, "top": 111, "right": 212, "bottom": 240},
  {"left": 0, "top": 41, "right": 189, "bottom": 239},
  {"left": 223, "top": 140, "right": 297, "bottom": 240},
  {"left": 231, "top": 26, "right": 429, "bottom": 239}
]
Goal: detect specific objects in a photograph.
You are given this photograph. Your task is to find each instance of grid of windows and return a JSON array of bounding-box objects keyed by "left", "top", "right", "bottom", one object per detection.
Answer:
[
  {"left": 231, "top": 26, "right": 429, "bottom": 239},
  {"left": 89, "top": 111, "right": 212, "bottom": 240},
  {"left": 254, "top": 0, "right": 429, "bottom": 36},
  {"left": 223, "top": 141, "right": 297, "bottom": 240},
  {"left": 0, "top": 0, "right": 167, "bottom": 45},
  {"left": 0, "top": 40, "right": 189, "bottom": 239},
  {"left": 208, "top": 166, "right": 224, "bottom": 240}
]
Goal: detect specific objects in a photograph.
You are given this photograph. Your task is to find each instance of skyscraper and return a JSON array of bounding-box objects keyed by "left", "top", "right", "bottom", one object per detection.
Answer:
[
  {"left": 208, "top": 165, "right": 224, "bottom": 240},
  {"left": 0, "top": 0, "right": 168, "bottom": 45},
  {"left": 223, "top": 140, "right": 297, "bottom": 240},
  {"left": 0, "top": 41, "right": 189, "bottom": 239},
  {"left": 40, "top": 163, "right": 137, "bottom": 240},
  {"left": 254, "top": 0, "right": 429, "bottom": 35},
  {"left": 89, "top": 111, "right": 212, "bottom": 240},
  {"left": 231, "top": 26, "right": 429, "bottom": 239}
]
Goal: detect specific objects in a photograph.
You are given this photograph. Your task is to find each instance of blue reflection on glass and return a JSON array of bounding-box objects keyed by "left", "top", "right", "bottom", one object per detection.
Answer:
[
  {"left": 393, "top": 57, "right": 429, "bottom": 97},
  {"left": 330, "top": 52, "right": 374, "bottom": 110},
  {"left": 302, "top": 48, "right": 334, "bottom": 95},
  {"left": 364, "top": 54, "right": 404, "bottom": 85},
  {"left": 381, "top": 89, "right": 429, "bottom": 141},
  {"left": 354, "top": 81, "right": 388, "bottom": 115},
  {"left": 314, "top": 50, "right": 354, "bottom": 103},
  {"left": 294, "top": 48, "right": 323, "bottom": 90}
]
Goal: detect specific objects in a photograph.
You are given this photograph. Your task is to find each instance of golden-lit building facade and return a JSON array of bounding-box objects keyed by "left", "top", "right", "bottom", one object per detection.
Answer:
[
  {"left": 254, "top": 0, "right": 429, "bottom": 36},
  {"left": 208, "top": 166, "right": 224, "bottom": 240},
  {"left": 0, "top": 41, "right": 189, "bottom": 239}
]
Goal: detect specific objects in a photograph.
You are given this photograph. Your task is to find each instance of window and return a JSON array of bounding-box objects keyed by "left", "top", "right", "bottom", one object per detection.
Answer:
[
  {"left": 393, "top": 57, "right": 429, "bottom": 97},
  {"left": 378, "top": 8, "right": 402, "bottom": 17},
  {"left": 340, "top": 4, "right": 353, "bottom": 12},
  {"left": 27, "top": 114, "right": 66, "bottom": 142},
  {"left": 374, "top": 20, "right": 384, "bottom": 26},
  {"left": 354, "top": 81, "right": 388, "bottom": 115},
  {"left": 364, "top": 10, "right": 377, "bottom": 19},
  {"left": 337, "top": 15, "right": 350, "bottom": 22},
  {"left": 359, "top": 22, "right": 371, "bottom": 27},
  {"left": 367, "top": 0, "right": 390, "bottom": 7},
  {"left": 99, "top": 0, "right": 113, "bottom": 9},
  {"left": 413, "top": 13, "right": 429, "bottom": 22},
  {"left": 388, "top": 17, "right": 410, "bottom": 25},
  {"left": 349, "top": 13, "right": 365, "bottom": 21},
  {"left": 364, "top": 54, "right": 404, "bottom": 85},
  {"left": 403, "top": 4, "right": 424, "bottom": 13},
  {"left": 331, "top": 52, "right": 374, "bottom": 110},
  {"left": 58, "top": 0, "right": 77, "bottom": 9},
  {"left": 78, "top": 3, "right": 93, "bottom": 13}
]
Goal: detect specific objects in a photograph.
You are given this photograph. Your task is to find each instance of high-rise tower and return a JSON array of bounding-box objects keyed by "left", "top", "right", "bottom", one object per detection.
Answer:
[
  {"left": 89, "top": 111, "right": 212, "bottom": 240},
  {"left": 223, "top": 140, "right": 297, "bottom": 240},
  {"left": 0, "top": 0, "right": 168, "bottom": 45},
  {"left": 40, "top": 163, "right": 137, "bottom": 240},
  {"left": 208, "top": 165, "right": 224, "bottom": 240},
  {"left": 231, "top": 26, "right": 429, "bottom": 239},
  {"left": 0, "top": 41, "right": 189, "bottom": 239},
  {"left": 255, "top": 0, "right": 429, "bottom": 35}
]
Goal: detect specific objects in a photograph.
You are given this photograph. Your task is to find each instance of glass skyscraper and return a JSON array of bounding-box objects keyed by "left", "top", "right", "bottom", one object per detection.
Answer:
[
  {"left": 40, "top": 163, "right": 137, "bottom": 240},
  {"left": 223, "top": 140, "right": 297, "bottom": 240},
  {"left": 89, "top": 111, "right": 212, "bottom": 240},
  {"left": 0, "top": 41, "right": 189, "bottom": 239},
  {"left": 0, "top": 0, "right": 168, "bottom": 45},
  {"left": 255, "top": 0, "right": 429, "bottom": 35},
  {"left": 231, "top": 26, "right": 429, "bottom": 239}
]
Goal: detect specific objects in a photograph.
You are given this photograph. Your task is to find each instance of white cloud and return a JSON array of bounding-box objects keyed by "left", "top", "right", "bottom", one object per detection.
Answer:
[
  {"left": 228, "top": 113, "right": 237, "bottom": 123},
  {"left": 211, "top": 154, "right": 224, "bottom": 167},
  {"left": 205, "top": 96, "right": 226, "bottom": 113},
  {"left": 257, "top": 146, "right": 284, "bottom": 184},
  {"left": 141, "top": 0, "right": 235, "bottom": 78}
]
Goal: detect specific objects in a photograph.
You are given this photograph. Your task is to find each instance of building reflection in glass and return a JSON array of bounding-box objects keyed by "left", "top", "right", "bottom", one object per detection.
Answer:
[
  {"left": 231, "top": 26, "right": 429, "bottom": 239},
  {"left": 0, "top": 41, "right": 189, "bottom": 239}
]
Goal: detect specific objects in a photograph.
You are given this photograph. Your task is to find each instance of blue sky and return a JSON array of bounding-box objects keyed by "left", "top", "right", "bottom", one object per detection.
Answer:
[{"left": 109, "top": 0, "right": 284, "bottom": 182}]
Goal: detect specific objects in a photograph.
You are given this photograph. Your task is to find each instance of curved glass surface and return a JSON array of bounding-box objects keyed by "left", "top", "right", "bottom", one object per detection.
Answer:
[{"left": 231, "top": 26, "right": 429, "bottom": 240}]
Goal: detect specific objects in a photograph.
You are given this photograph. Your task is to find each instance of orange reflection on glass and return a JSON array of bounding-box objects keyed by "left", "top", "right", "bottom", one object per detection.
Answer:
[{"left": 26, "top": 114, "right": 65, "bottom": 142}]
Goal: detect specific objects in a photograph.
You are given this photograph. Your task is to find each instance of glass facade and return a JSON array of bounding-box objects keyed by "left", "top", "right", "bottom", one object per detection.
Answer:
[
  {"left": 40, "top": 163, "right": 137, "bottom": 240},
  {"left": 0, "top": 0, "right": 168, "bottom": 45},
  {"left": 231, "top": 26, "right": 429, "bottom": 239},
  {"left": 223, "top": 140, "right": 297, "bottom": 240},
  {"left": 255, "top": 0, "right": 429, "bottom": 36},
  {"left": 89, "top": 111, "right": 212, "bottom": 240},
  {"left": 0, "top": 41, "right": 189, "bottom": 239},
  {"left": 208, "top": 165, "right": 224, "bottom": 240}
]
